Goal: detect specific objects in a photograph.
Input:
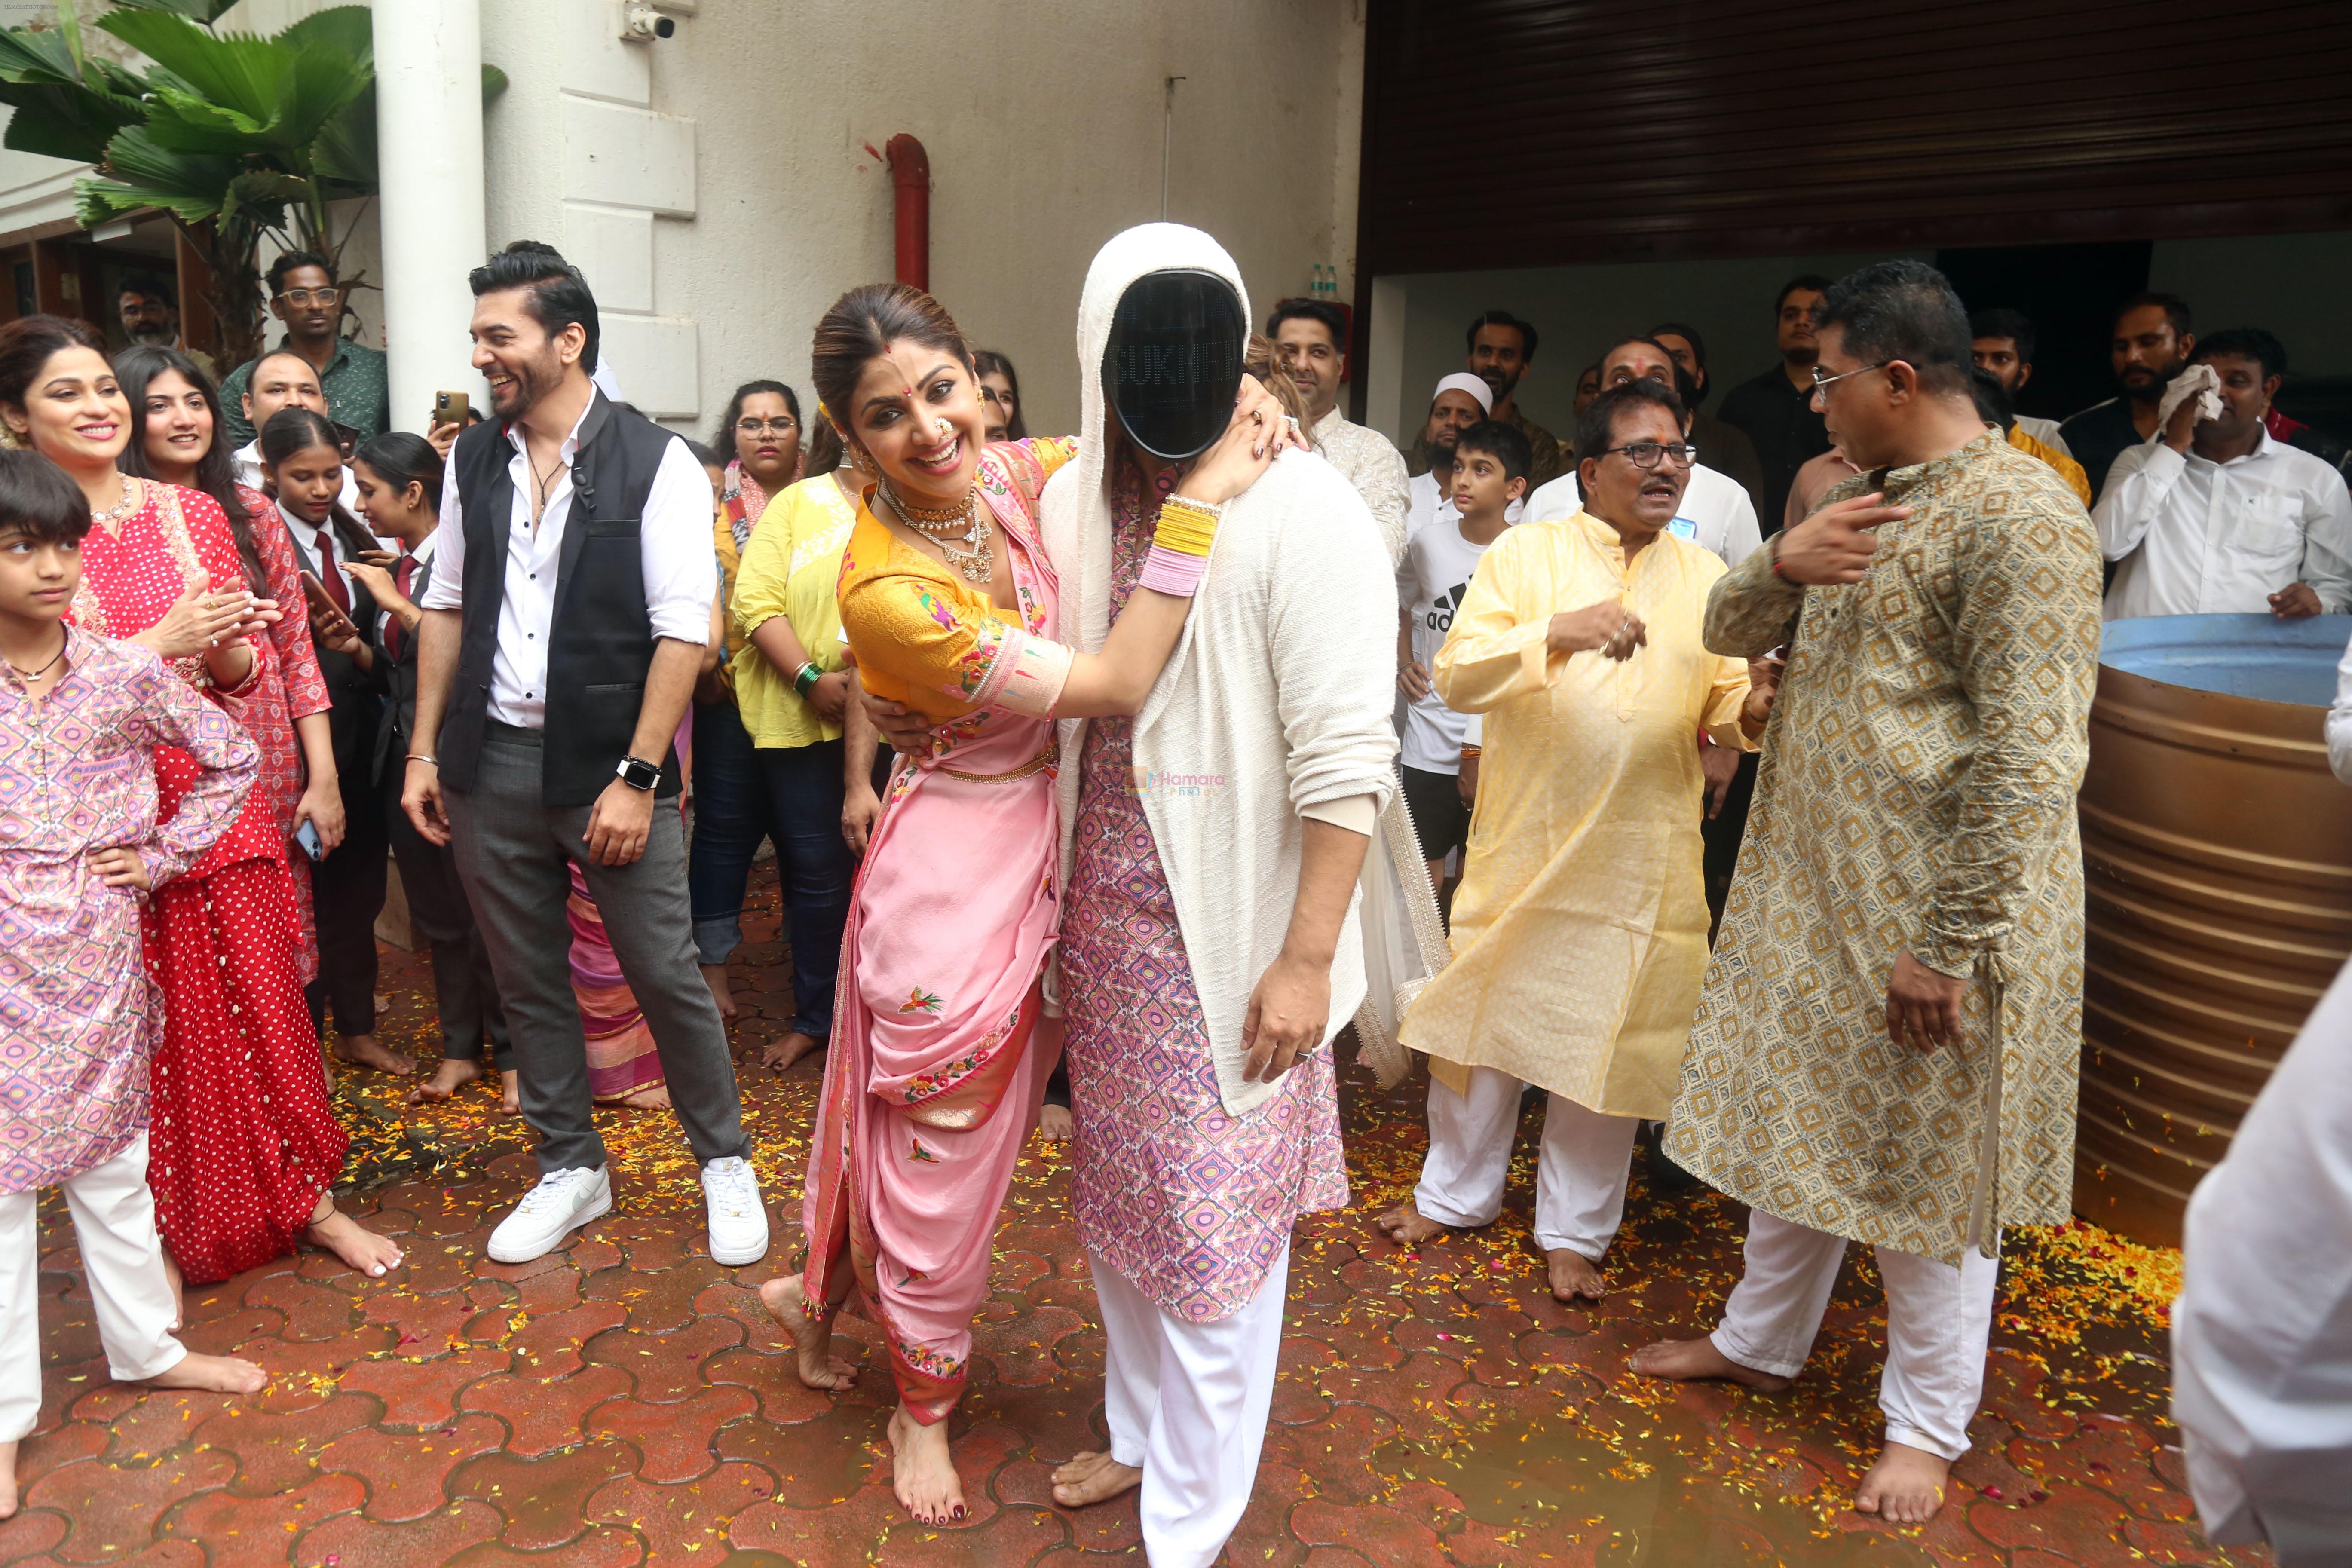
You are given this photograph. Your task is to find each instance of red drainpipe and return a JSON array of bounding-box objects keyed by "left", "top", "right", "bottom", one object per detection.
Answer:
[{"left": 886, "top": 135, "right": 931, "bottom": 292}]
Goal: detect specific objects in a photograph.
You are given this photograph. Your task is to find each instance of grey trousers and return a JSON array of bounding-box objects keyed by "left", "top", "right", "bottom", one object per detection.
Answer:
[{"left": 444, "top": 720, "right": 750, "bottom": 1173}]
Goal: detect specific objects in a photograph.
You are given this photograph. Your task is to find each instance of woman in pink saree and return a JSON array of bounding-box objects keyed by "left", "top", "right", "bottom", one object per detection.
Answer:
[{"left": 759, "top": 283, "right": 1290, "bottom": 1525}]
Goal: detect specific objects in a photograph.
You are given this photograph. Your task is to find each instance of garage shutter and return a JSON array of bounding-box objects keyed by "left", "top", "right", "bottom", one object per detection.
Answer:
[{"left": 1357, "top": 0, "right": 2352, "bottom": 275}]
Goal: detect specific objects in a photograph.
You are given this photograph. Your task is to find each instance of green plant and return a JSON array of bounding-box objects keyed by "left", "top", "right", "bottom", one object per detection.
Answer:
[{"left": 0, "top": 0, "right": 502, "bottom": 368}]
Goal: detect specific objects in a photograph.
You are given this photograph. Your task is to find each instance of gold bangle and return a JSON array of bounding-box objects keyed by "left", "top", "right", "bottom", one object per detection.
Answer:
[{"left": 1153, "top": 495, "right": 1221, "bottom": 557}]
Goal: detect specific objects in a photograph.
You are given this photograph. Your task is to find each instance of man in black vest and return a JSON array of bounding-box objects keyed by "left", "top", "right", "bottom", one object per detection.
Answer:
[{"left": 401, "top": 242, "right": 764, "bottom": 1267}]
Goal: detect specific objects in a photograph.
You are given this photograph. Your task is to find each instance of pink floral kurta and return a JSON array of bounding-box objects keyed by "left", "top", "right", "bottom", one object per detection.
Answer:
[
  {"left": 0, "top": 627, "right": 256, "bottom": 1192},
  {"left": 1060, "top": 474, "right": 1348, "bottom": 1323}
]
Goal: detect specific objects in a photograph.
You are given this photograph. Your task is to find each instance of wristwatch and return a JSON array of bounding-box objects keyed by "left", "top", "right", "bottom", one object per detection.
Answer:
[{"left": 615, "top": 754, "right": 662, "bottom": 792}]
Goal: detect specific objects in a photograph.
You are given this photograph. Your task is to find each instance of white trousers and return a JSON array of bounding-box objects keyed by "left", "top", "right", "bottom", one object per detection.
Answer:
[
  {"left": 1412, "top": 1065, "right": 1641, "bottom": 1260},
  {"left": 1092, "top": 1244, "right": 1289, "bottom": 1568},
  {"left": 1, "top": 1134, "right": 184, "bottom": 1443},
  {"left": 1710, "top": 1208, "right": 2000, "bottom": 1461}
]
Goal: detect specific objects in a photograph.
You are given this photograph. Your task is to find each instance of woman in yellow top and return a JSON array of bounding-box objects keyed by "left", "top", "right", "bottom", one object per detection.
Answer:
[
  {"left": 724, "top": 413, "right": 865, "bottom": 1072},
  {"left": 689, "top": 383, "right": 810, "bottom": 1028},
  {"left": 759, "top": 282, "right": 1293, "bottom": 1528}
]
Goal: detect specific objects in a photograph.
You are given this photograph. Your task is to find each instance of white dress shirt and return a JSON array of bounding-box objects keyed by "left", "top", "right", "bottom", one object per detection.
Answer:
[
  {"left": 417, "top": 395, "right": 715, "bottom": 730},
  {"left": 1406, "top": 469, "right": 1522, "bottom": 545},
  {"left": 2096, "top": 428, "right": 2352, "bottom": 622},
  {"left": 379, "top": 531, "right": 437, "bottom": 646},
  {"left": 1522, "top": 461, "right": 1763, "bottom": 567},
  {"left": 232, "top": 439, "right": 362, "bottom": 516}
]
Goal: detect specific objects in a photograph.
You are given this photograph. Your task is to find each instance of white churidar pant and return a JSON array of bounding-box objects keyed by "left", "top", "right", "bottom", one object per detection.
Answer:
[
  {"left": 1091, "top": 1244, "right": 1289, "bottom": 1568},
  {"left": 2, "top": 1134, "right": 185, "bottom": 1443},
  {"left": 1710, "top": 1207, "right": 2000, "bottom": 1461},
  {"left": 1412, "top": 1065, "right": 1640, "bottom": 1260}
]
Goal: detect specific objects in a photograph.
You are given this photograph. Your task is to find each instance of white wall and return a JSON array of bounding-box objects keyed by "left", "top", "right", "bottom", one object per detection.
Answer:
[{"left": 478, "top": 0, "right": 1366, "bottom": 438}]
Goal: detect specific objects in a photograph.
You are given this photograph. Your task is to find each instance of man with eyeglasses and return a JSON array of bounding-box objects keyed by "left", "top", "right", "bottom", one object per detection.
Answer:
[
  {"left": 1522, "top": 337, "right": 1762, "bottom": 569},
  {"left": 1638, "top": 260, "right": 2101, "bottom": 1529},
  {"left": 1378, "top": 379, "right": 1773, "bottom": 1307},
  {"left": 220, "top": 250, "right": 388, "bottom": 448},
  {"left": 1716, "top": 276, "right": 1834, "bottom": 533}
]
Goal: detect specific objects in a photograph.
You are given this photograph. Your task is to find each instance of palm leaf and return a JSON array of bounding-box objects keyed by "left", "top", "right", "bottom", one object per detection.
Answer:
[{"left": 95, "top": 0, "right": 245, "bottom": 21}]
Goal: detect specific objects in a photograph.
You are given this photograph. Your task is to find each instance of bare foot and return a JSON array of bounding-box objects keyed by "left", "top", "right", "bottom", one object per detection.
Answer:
[
  {"left": 760, "top": 1274, "right": 854, "bottom": 1390},
  {"left": 305, "top": 1200, "right": 405, "bottom": 1279},
  {"left": 1374, "top": 1202, "right": 1451, "bottom": 1246},
  {"left": 1036, "top": 1103, "right": 1074, "bottom": 1143},
  {"left": 1051, "top": 1449, "right": 1141, "bottom": 1508},
  {"left": 1854, "top": 1439, "right": 1952, "bottom": 1525},
  {"left": 331, "top": 1032, "right": 416, "bottom": 1076},
  {"left": 405, "top": 1055, "right": 482, "bottom": 1105},
  {"left": 496, "top": 1069, "right": 520, "bottom": 1115},
  {"left": 701, "top": 962, "right": 738, "bottom": 1019},
  {"left": 1545, "top": 1246, "right": 1607, "bottom": 1302},
  {"left": 762, "top": 1031, "right": 823, "bottom": 1073},
  {"left": 1626, "top": 1334, "right": 1793, "bottom": 1392},
  {"left": 887, "top": 1403, "right": 966, "bottom": 1524},
  {"left": 143, "top": 1351, "right": 268, "bottom": 1396},
  {"left": 601, "top": 1081, "right": 671, "bottom": 1111},
  {"left": 0, "top": 1438, "right": 15, "bottom": 1520},
  {"left": 161, "top": 1246, "right": 184, "bottom": 1333}
]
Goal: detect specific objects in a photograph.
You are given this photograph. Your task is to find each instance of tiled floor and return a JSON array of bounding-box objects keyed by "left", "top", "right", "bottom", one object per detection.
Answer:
[{"left": 11, "top": 867, "right": 2267, "bottom": 1565}]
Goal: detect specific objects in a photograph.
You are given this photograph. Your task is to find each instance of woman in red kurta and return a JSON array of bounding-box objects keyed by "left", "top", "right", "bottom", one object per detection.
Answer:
[{"left": 0, "top": 316, "right": 401, "bottom": 1288}]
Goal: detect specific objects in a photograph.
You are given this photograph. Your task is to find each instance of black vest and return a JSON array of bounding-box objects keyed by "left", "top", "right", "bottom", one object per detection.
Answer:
[{"left": 438, "top": 393, "right": 685, "bottom": 807}]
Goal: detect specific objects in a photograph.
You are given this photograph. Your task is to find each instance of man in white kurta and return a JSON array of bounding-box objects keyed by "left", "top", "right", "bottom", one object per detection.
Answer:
[
  {"left": 1378, "top": 383, "right": 1764, "bottom": 1300},
  {"left": 2172, "top": 953, "right": 2352, "bottom": 1565}
]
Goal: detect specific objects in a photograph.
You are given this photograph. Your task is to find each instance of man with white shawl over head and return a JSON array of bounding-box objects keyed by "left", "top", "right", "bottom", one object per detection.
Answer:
[{"left": 1038, "top": 224, "right": 1418, "bottom": 1566}]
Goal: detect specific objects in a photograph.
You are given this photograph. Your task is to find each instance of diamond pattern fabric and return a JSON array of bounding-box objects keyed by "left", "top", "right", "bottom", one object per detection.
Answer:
[{"left": 1666, "top": 433, "right": 2103, "bottom": 1265}]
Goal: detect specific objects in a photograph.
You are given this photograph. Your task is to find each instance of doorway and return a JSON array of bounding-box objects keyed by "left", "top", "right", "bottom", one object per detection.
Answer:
[{"left": 1933, "top": 242, "right": 2153, "bottom": 425}]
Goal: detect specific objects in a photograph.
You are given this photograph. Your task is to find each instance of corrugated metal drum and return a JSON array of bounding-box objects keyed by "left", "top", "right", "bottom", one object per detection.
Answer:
[{"left": 2076, "top": 614, "right": 2352, "bottom": 1246}]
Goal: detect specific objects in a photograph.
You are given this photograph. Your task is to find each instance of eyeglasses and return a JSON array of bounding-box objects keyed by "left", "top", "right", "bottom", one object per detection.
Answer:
[
  {"left": 275, "top": 287, "right": 343, "bottom": 307},
  {"left": 1598, "top": 441, "right": 1698, "bottom": 470},
  {"left": 735, "top": 417, "right": 797, "bottom": 436},
  {"left": 1808, "top": 361, "right": 1890, "bottom": 404}
]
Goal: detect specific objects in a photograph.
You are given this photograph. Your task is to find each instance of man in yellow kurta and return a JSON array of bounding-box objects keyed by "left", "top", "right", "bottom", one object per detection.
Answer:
[
  {"left": 1634, "top": 262, "right": 2102, "bottom": 1527},
  {"left": 1378, "top": 382, "right": 1771, "bottom": 1301}
]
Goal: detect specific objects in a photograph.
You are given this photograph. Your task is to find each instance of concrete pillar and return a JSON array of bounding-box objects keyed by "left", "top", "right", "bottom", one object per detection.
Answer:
[{"left": 372, "top": 0, "right": 487, "bottom": 435}]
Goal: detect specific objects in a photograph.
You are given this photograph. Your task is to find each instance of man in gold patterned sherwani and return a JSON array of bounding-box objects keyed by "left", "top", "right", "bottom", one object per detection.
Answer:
[{"left": 1633, "top": 261, "right": 2103, "bottom": 1526}]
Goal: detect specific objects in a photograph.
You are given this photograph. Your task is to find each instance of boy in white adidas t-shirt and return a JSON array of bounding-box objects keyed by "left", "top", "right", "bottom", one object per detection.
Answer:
[{"left": 1396, "top": 420, "right": 1528, "bottom": 897}]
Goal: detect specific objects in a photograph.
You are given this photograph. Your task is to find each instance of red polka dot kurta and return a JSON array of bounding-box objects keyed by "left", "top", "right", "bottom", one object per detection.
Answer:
[{"left": 71, "top": 478, "right": 351, "bottom": 1284}]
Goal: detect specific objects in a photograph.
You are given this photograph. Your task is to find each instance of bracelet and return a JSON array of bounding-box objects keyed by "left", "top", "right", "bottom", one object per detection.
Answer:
[
  {"left": 1768, "top": 534, "right": 1790, "bottom": 582},
  {"left": 406, "top": 754, "right": 437, "bottom": 767},
  {"left": 794, "top": 661, "right": 824, "bottom": 697},
  {"left": 1139, "top": 495, "right": 1224, "bottom": 597}
]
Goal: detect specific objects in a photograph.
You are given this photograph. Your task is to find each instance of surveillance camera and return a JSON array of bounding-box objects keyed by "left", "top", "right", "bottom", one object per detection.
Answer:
[{"left": 621, "top": 2, "right": 675, "bottom": 40}]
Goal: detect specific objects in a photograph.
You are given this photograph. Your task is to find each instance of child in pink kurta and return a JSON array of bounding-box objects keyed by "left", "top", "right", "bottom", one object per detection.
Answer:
[{"left": 0, "top": 622, "right": 257, "bottom": 1449}]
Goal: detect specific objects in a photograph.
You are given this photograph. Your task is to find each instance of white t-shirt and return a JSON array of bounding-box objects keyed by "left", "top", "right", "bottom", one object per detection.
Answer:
[
  {"left": 1407, "top": 468, "right": 1524, "bottom": 547},
  {"left": 1396, "top": 513, "right": 1505, "bottom": 774},
  {"left": 1522, "top": 462, "right": 1762, "bottom": 566}
]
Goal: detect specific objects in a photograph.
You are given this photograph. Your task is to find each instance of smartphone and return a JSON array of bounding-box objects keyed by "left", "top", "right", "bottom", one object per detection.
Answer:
[
  {"left": 432, "top": 391, "right": 470, "bottom": 428},
  {"left": 297, "top": 569, "right": 342, "bottom": 617},
  {"left": 294, "top": 819, "right": 324, "bottom": 862}
]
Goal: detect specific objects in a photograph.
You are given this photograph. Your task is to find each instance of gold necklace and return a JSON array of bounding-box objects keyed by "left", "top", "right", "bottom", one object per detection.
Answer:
[
  {"left": 879, "top": 484, "right": 995, "bottom": 585},
  {"left": 882, "top": 480, "right": 979, "bottom": 526}
]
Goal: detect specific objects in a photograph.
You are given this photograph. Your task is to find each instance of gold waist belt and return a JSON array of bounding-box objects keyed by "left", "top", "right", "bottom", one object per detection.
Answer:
[{"left": 938, "top": 737, "right": 1059, "bottom": 784}]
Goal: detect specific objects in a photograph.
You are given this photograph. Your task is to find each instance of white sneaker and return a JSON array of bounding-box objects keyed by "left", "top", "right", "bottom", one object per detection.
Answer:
[
  {"left": 487, "top": 1165, "right": 612, "bottom": 1263},
  {"left": 701, "top": 1156, "right": 769, "bottom": 1266}
]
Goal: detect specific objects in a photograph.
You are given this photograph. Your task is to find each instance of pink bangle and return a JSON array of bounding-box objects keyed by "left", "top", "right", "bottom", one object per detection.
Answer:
[{"left": 1138, "top": 543, "right": 1210, "bottom": 597}]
